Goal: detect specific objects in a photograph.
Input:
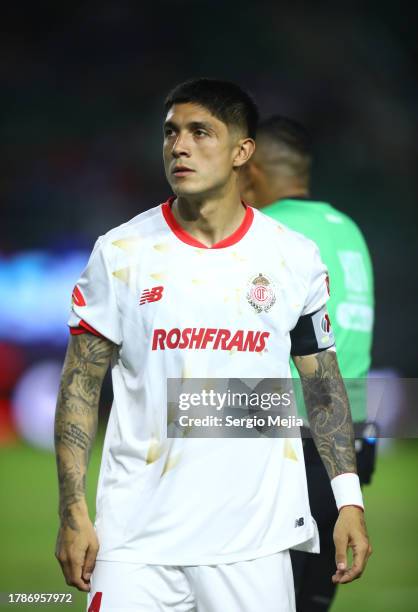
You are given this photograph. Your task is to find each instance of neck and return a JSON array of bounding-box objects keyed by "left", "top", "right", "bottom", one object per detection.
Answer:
[
  {"left": 260, "top": 185, "right": 310, "bottom": 209},
  {"left": 172, "top": 185, "right": 246, "bottom": 248},
  {"left": 277, "top": 188, "right": 310, "bottom": 202}
]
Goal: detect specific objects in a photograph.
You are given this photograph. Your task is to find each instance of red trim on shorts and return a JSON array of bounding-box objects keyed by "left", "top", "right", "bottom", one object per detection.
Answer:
[
  {"left": 88, "top": 592, "right": 102, "bottom": 612},
  {"left": 161, "top": 196, "right": 254, "bottom": 249},
  {"left": 69, "top": 320, "right": 104, "bottom": 338}
]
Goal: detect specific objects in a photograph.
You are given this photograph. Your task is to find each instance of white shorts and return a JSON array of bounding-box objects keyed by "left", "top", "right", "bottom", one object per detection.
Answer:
[{"left": 87, "top": 551, "right": 295, "bottom": 612}]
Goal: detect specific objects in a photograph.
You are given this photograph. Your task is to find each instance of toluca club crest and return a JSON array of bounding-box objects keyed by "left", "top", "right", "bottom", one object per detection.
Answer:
[{"left": 247, "top": 273, "right": 276, "bottom": 313}]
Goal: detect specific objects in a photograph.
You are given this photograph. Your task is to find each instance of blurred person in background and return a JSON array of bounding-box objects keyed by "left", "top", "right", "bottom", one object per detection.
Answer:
[
  {"left": 241, "top": 115, "right": 376, "bottom": 612},
  {"left": 54, "top": 82, "right": 371, "bottom": 612}
]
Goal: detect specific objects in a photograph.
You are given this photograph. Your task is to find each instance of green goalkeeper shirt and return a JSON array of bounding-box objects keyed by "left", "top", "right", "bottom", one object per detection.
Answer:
[{"left": 262, "top": 198, "right": 374, "bottom": 422}]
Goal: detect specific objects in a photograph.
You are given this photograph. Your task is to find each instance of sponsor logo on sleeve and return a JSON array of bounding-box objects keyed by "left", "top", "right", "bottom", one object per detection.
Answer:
[
  {"left": 325, "top": 274, "right": 330, "bottom": 296},
  {"left": 72, "top": 285, "right": 86, "bottom": 307},
  {"left": 321, "top": 313, "right": 331, "bottom": 333},
  {"left": 312, "top": 308, "right": 335, "bottom": 348}
]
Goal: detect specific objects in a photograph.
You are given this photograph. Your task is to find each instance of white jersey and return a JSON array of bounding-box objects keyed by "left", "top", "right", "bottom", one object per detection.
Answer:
[{"left": 69, "top": 198, "right": 329, "bottom": 565}]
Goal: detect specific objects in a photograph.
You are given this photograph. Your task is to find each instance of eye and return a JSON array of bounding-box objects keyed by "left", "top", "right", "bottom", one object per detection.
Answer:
[
  {"left": 194, "top": 129, "right": 208, "bottom": 138},
  {"left": 164, "top": 127, "right": 176, "bottom": 138}
]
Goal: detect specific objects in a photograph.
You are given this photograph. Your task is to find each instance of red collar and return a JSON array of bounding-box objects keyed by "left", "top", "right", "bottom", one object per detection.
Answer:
[{"left": 161, "top": 196, "right": 254, "bottom": 249}]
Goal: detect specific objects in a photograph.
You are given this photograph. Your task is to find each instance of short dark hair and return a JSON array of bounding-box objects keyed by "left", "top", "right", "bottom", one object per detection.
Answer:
[
  {"left": 165, "top": 78, "right": 259, "bottom": 139},
  {"left": 257, "top": 116, "right": 312, "bottom": 159}
]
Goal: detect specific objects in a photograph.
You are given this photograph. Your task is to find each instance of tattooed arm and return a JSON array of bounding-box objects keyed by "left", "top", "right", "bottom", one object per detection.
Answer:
[
  {"left": 293, "top": 349, "right": 372, "bottom": 584},
  {"left": 293, "top": 349, "right": 356, "bottom": 479},
  {"left": 54, "top": 333, "right": 114, "bottom": 592}
]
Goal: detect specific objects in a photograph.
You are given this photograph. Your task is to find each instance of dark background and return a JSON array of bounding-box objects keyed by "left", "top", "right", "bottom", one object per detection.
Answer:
[
  {"left": 0, "top": 4, "right": 417, "bottom": 610},
  {"left": 2, "top": 0, "right": 417, "bottom": 374}
]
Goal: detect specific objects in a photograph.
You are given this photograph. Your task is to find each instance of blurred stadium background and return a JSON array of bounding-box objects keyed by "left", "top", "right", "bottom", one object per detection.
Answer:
[{"left": 0, "top": 1, "right": 417, "bottom": 610}]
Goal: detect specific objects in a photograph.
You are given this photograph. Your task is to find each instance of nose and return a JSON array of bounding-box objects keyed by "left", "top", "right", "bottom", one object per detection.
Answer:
[{"left": 171, "top": 133, "right": 191, "bottom": 158}]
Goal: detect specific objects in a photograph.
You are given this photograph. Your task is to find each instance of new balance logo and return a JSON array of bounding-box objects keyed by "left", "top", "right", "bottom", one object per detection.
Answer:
[
  {"left": 140, "top": 286, "right": 164, "bottom": 305},
  {"left": 294, "top": 517, "right": 304, "bottom": 527}
]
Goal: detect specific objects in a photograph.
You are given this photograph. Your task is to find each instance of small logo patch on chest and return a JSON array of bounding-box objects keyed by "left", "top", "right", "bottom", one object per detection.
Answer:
[
  {"left": 140, "top": 286, "right": 164, "bottom": 305},
  {"left": 247, "top": 273, "right": 276, "bottom": 313}
]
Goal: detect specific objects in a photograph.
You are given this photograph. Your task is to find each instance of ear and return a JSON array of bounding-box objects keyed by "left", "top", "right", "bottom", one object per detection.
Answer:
[{"left": 232, "top": 138, "right": 256, "bottom": 169}]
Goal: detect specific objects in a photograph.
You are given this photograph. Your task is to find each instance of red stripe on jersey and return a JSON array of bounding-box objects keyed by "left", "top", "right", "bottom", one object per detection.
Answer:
[
  {"left": 161, "top": 197, "right": 254, "bottom": 249},
  {"left": 72, "top": 285, "right": 86, "bottom": 306},
  {"left": 88, "top": 592, "right": 102, "bottom": 612},
  {"left": 69, "top": 320, "right": 104, "bottom": 338}
]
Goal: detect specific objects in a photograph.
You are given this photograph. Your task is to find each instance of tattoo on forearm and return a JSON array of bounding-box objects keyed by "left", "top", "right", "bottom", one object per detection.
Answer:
[
  {"left": 297, "top": 351, "right": 356, "bottom": 480},
  {"left": 55, "top": 334, "right": 113, "bottom": 529},
  {"left": 62, "top": 423, "right": 91, "bottom": 451}
]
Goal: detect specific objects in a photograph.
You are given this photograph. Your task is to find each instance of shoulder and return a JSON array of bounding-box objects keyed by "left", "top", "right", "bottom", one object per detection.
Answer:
[
  {"left": 308, "top": 201, "right": 361, "bottom": 233},
  {"left": 102, "top": 204, "right": 164, "bottom": 242},
  {"left": 252, "top": 207, "right": 319, "bottom": 257},
  {"left": 337, "top": 210, "right": 365, "bottom": 237},
  {"left": 322, "top": 204, "right": 370, "bottom": 247},
  {"left": 321, "top": 204, "right": 355, "bottom": 227},
  {"left": 92, "top": 203, "right": 166, "bottom": 258}
]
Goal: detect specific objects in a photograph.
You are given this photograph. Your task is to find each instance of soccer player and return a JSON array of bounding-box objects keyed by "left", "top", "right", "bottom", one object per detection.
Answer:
[
  {"left": 54, "top": 80, "right": 371, "bottom": 612},
  {"left": 241, "top": 115, "right": 375, "bottom": 612}
]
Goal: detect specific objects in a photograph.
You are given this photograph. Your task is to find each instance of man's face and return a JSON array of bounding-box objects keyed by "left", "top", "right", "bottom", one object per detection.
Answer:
[{"left": 163, "top": 102, "right": 243, "bottom": 197}]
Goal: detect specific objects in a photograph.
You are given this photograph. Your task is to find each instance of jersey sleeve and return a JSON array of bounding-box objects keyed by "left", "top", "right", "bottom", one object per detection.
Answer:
[
  {"left": 68, "top": 238, "right": 122, "bottom": 345},
  {"left": 302, "top": 244, "right": 330, "bottom": 316},
  {"left": 290, "top": 244, "right": 335, "bottom": 356}
]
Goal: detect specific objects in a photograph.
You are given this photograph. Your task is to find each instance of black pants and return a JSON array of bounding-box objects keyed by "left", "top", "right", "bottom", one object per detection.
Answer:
[{"left": 290, "top": 436, "right": 377, "bottom": 612}]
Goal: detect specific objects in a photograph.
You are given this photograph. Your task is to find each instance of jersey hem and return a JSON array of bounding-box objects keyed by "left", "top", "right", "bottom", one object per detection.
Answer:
[
  {"left": 69, "top": 311, "right": 121, "bottom": 346},
  {"left": 69, "top": 319, "right": 104, "bottom": 338},
  {"left": 95, "top": 522, "right": 318, "bottom": 566}
]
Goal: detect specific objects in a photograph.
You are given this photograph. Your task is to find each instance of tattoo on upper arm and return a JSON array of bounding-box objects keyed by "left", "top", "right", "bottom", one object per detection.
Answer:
[
  {"left": 57, "top": 334, "right": 114, "bottom": 417},
  {"left": 296, "top": 350, "right": 357, "bottom": 480},
  {"left": 55, "top": 334, "right": 114, "bottom": 527}
]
